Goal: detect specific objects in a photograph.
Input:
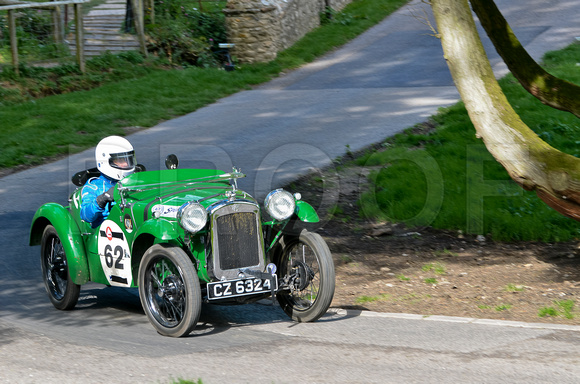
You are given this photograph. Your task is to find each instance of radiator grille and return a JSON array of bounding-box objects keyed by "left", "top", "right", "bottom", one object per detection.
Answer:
[{"left": 215, "top": 212, "right": 260, "bottom": 270}]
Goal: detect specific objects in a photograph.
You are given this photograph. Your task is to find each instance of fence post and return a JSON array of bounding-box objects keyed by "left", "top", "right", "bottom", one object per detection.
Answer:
[
  {"left": 7, "top": 9, "right": 18, "bottom": 75},
  {"left": 51, "top": 1, "right": 65, "bottom": 44},
  {"left": 74, "top": 3, "right": 85, "bottom": 72}
]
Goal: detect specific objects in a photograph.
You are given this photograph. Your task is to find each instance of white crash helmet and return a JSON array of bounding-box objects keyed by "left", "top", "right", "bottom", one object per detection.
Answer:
[{"left": 95, "top": 136, "right": 136, "bottom": 180}]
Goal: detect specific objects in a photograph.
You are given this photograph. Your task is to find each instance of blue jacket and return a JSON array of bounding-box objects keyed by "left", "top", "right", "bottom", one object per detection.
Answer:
[{"left": 80, "top": 174, "right": 116, "bottom": 228}]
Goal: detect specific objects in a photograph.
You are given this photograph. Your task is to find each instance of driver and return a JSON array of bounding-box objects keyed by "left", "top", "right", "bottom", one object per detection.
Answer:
[{"left": 81, "top": 136, "right": 136, "bottom": 228}]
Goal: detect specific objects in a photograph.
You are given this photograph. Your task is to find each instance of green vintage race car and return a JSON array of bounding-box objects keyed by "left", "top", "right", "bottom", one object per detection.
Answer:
[{"left": 29, "top": 156, "right": 335, "bottom": 337}]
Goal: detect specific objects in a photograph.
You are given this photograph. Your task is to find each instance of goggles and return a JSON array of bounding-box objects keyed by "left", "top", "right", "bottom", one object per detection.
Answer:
[{"left": 109, "top": 151, "right": 136, "bottom": 170}]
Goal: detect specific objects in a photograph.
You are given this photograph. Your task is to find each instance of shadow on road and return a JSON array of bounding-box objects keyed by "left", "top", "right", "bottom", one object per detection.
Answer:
[{"left": 0, "top": 276, "right": 359, "bottom": 342}]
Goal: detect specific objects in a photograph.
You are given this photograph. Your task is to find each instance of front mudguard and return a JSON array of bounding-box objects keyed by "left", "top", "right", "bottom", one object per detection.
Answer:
[
  {"left": 132, "top": 218, "right": 182, "bottom": 243},
  {"left": 130, "top": 219, "right": 211, "bottom": 284},
  {"left": 264, "top": 200, "right": 320, "bottom": 254},
  {"left": 30, "top": 203, "right": 90, "bottom": 285},
  {"left": 295, "top": 200, "right": 319, "bottom": 223}
]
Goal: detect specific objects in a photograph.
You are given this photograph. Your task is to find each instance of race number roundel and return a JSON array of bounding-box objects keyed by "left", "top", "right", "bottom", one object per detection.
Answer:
[{"left": 98, "top": 220, "right": 132, "bottom": 287}]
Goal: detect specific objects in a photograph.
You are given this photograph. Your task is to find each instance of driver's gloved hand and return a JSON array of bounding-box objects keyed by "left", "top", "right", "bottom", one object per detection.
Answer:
[{"left": 96, "top": 186, "right": 115, "bottom": 208}]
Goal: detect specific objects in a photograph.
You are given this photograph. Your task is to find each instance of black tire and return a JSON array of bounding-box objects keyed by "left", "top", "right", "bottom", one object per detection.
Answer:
[
  {"left": 40, "top": 225, "right": 80, "bottom": 310},
  {"left": 275, "top": 229, "right": 335, "bottom": 322},
  {"left": 138, "top": 244, "right": 201, "bottom": 337}
]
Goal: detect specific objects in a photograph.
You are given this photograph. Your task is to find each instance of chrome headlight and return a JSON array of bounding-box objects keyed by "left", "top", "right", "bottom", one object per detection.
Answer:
[
  {"left": 264, "top": 189, "right": 296, "bottom": 221},
  {"left": 178, "top": 202, "right": 208, "bottom": 233}
]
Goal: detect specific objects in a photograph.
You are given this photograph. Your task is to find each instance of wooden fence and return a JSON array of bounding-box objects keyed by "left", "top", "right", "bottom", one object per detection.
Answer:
[{"left": 0, "top": 0, "right": 89, "bottom": 74}]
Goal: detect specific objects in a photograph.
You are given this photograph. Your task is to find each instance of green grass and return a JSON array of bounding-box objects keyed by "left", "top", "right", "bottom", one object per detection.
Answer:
[
  {"left": 357, "top": 292, "right": 431, "bottom": 305},
  {"left": 538, "top": 306, "right": 559, "bottom": 317},
  {"left": 327, "top": 204, "right": 349, "bottom": 222},
  {"left": 355, "top": 293, "right": 391, "bottom": 304},
  {"left": 539, "top": 299, "right": 575, "bottom": 319},
  {"left": 504, "top": 283, "right": 525, "bottom": 292},
  {"left": 478, "top": 303, "right": 514, "bottom": 311},
  {"left": 0, "top": 0, "right": 408, "bottom": 170},
  {"left": 495, "top": 304, "right": 513, "bottom": 311},
  {"left": 433, "top": 249, "right": 458, "bottom": 257},
  {"left": 1, "top": 67, "right": 272, "bottom": 167},
  {"left": 397, "top": 274, "right": 411, "bottom": 281},
  {"left": 423, "top": 277, "right": 438, "bottom": 285},
  {"left": 358, "top": 42, "right": 580, "bottom": 242},
  {"left": 421, "top": 262, "right": 446, "bottom": 275}
]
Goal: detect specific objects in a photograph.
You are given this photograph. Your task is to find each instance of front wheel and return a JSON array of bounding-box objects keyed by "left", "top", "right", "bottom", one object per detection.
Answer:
[
  {"left": 40, "top": 225, "right": 80, "bottom": 310},
  {"left": 275, "top": 229, "right": 335, "bottom": 322},
  {"left": 138, "top": 244, "right": 201, "bottom": 337}
]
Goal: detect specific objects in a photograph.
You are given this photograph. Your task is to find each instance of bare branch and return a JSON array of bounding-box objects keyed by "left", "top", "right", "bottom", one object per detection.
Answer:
[{"left": 408, "top": 1, "right": 439, "bottom": 38}]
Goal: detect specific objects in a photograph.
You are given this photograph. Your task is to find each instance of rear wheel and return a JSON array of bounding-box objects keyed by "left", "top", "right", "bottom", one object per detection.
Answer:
[
  {"left": 40, "top": 225, "right": 80, "bottom": 310},
  {"left": 138, "top": 244, "right": 201, "bottom": 337},
  {"left": 275, "top": 229, "right": 335, "bottom": 322}
]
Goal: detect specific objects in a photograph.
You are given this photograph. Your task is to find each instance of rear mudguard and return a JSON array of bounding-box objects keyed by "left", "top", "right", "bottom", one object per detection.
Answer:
[{"left": 29, "top": 203, "right": 90, "bottom": 285}]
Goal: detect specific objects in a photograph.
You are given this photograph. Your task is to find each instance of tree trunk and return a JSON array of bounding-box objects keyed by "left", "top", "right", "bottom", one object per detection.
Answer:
[
  {"left": 470, "top": 0, "right": 580, "bottom": 119},
  {"left": 431, "top": 0, "right": 580, "bottom": 221}
]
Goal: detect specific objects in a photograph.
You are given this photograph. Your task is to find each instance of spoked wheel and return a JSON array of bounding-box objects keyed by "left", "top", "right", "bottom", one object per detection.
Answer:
[
  {"left": 40, "top": 225, "right": 80, "bottom": 310},
  {"left": 138, "top": 244, "right": 201, "bottom": 337},
  {"left": 276, "top": 229, "right": 335, "bottom": 322}
]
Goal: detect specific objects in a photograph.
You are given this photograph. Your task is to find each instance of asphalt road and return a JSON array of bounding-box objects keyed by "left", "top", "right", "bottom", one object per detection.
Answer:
[{"left": 1, "top": 0, "right": 580, "bottom": 383}]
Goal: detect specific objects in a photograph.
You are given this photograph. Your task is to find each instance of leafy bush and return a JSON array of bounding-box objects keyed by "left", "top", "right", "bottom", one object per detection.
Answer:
[
  {"left": 15, "top": 9, "right": 53, "bottom": 45},
  {"left": 146, "top": 19, "right": 211, "bottom": 65},
  {"left": 146, "top": 0, "right": 227, "bottom": 66}
]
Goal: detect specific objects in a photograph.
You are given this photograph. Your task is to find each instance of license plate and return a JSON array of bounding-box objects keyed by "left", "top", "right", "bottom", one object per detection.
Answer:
[{"left": 207, "top": 276, "right": 277, "bottom": 300}]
